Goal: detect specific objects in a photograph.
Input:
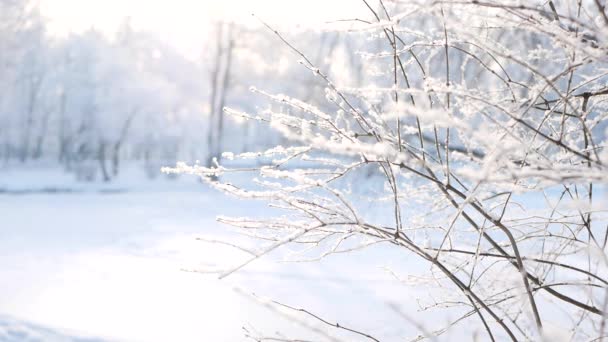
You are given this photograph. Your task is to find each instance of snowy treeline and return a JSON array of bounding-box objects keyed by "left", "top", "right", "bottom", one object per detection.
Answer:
[
  {"left": 1, "top": 2, "right": 203, "bottom": 180},
  {"left": 168, "top": 0, "right": 608, "bottom": 340},
  {"left": 0, "top": 0, "right": 366, "bottom": 181}
]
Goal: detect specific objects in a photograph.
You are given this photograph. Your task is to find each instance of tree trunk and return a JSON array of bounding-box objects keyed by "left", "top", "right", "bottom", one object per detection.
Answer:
[
  {"left": 32, "top": 109, "right": 51, "bottom": 159},
  {"left": 20, "top": 75, "right": 43, "bottom": 163},
  {"left": 111, "top": 110, "right": 137, "bottom": 177},
  {"left": 98, "top": 141, "right": 110, "bottom": 182},
  {"left": 205, "top": 23, "right": 224, "bottom": 168},
  {"left": 58, "top": 91, "right": 68, "bottom": 164},
  {"left": 205, "top": 22, "right": 234, "bottom": 169},
  {"left": 215, "top": 25, "right": 234, "bottom": 164}
]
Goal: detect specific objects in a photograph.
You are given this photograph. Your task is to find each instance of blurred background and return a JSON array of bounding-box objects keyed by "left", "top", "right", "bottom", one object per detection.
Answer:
[
  {"left": 0, "top": 1, "right": 421, "bottom": 341},
  {"left": 0, "top": 0, "right": 370, "bottom": 181}
]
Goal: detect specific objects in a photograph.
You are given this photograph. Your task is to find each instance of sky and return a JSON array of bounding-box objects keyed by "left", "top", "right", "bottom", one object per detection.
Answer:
[{"left": 39, "top": 0, "right": 365, "bottom": 57}]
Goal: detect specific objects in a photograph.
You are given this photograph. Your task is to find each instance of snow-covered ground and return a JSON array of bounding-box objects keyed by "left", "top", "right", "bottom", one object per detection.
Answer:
[{"left": 0, "top": 165, "right": 456, "bottom": 341}]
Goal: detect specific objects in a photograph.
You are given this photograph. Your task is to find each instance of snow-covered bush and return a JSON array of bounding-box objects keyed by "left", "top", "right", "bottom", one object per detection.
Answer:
[{"left": 167, "top": 1, "right": 608, "bottom": 340}]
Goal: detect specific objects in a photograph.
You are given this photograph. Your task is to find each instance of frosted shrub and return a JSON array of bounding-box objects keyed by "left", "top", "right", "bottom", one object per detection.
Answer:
[{"left": 167, "top": 1, "right": 608, "bottom": 340}]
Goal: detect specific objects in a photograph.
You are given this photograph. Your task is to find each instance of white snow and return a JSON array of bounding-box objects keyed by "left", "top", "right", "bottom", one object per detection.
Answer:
[{"left": 0, "top": 166, "right": 448, "bottom": 341}]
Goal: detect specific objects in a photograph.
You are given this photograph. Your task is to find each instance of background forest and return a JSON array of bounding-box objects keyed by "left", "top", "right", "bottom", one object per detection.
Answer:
[{"left": 1, "top": 0, "right": 365, "bottom": 181}]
